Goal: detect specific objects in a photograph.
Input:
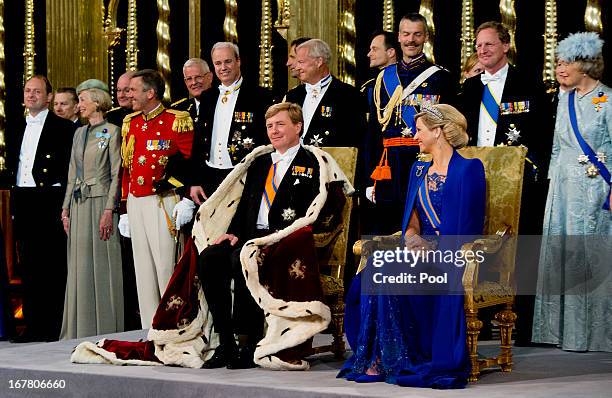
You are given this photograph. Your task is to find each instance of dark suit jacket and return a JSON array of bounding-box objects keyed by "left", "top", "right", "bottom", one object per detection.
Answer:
[
  {"left": 191, "top": 80, "right": 272, "bottom": 190},
  {"left": 459, "top": 65, "right": 550, "bottom": 174},
  {"left": 105, "top": 106, "right": 132, "bottom": 129},
  {"left": 284, "top": 77, "right": 366, "bottom": 149},
  {"left": 459, "top": 65, "right": 551, "bottom": 234},
  {"left": 7, "top": 110, "right": 76, "bottom": 189},
  {"left": 228, "top": 147, "right": 320, "bottom": 241}
]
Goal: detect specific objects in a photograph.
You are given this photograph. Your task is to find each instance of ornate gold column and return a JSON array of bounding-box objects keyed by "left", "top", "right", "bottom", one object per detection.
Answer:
[
  {"left": 259, "top": 0, "right": 273, "bottom": 89},
  {"left": 156, "top": 0, "right": 171, "bottom": 102},
  {"left": 103, "top": 1, "right": 123, "bottom": 102},
  {"left": 224, "top": 0, "right": 238, "bottom": 43},
  {"left": 46, "top": 1, "right": 107, "bottom": 88},
  {"left": 419, "top": 0, "right": 435, "bottom": 62},
  {"left": 382, "top": 0, "right": 394, "bottom": 32},
  {"left": 542, "top": 0, "right": 557, "bottom": 84},
  {"left": 0, "top": 0, "right": 5, "bottom": 171},
  {"left": 337, "top": 0, "right": 356, "bottom": 86},
  {"left": 460, "top": 0, "right": 475, "bottom": 69},
  {"left": 499, "top": 0, "right": 517, "bottom": 64},
  {"left": 274, "top": 0, "right": 291, "bottom": 39},
  {"left": 584, "top": 0, "right": 603, "bottom": 34},
  {"left": 189, "top": 0, "right": 202, "bottom": 58},
  {"left": 126, "top": 0, "right": 138, "bottom": 71},
  {"left": 24, "top": 0, "right": 35, "bottom": 82}
]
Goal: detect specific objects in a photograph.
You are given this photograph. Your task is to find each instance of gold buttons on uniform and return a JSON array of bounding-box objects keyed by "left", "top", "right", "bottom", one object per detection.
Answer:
[{"left": 43, "top": 169, "right": 47, "bottom": 173}]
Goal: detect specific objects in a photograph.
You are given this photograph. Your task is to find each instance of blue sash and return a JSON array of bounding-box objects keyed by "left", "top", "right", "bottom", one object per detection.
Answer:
[
  {"left": 382, "top": 64, "right": 417, "bottom": 134},
  {"left": 417, "top": 175, "right": 441, "bottom": 235},
  {"left": 481, "top": 84, "right": 500, "bottom": 124},
  {"left": 568, "top": 90, "right": 611, "bottom": 210}
]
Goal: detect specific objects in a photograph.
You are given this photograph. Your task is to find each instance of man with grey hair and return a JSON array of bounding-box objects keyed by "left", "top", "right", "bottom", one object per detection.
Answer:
[
  {"left": 284, "top": 38, "right": 365, "bottom": 149},
  {"left": 171, "top": 58, "right": 213, "bottom": 124},
  {"left": 172, "top": 42, "right": 271, "bottom": 231}
]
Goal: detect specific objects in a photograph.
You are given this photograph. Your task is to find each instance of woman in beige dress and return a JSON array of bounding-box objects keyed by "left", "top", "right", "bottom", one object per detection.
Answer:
[{"left": 60, "top": 79, "right": 123, "bottom": 339}]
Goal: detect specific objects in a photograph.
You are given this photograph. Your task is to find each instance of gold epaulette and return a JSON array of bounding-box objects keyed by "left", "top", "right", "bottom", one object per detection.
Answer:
[
  {"left": 360, "top": 78, "right": 375, "bottom": 93},
  {"left": 166, "top": 109, "right": 194, "bottom": 133},
  {"left": 121, "top": 111, "right": 141, "bottom": 168},
  {"left": 170, "top": 97, "right": 188, "bottom": 107},
  {"left": 108, "top": 106, "right": 122, "bottom": 112}
]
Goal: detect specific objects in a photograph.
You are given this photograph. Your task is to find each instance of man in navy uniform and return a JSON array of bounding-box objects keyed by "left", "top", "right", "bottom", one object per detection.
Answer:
[{"left": 364, "top": 13, "right": 454, "bottom": 234}]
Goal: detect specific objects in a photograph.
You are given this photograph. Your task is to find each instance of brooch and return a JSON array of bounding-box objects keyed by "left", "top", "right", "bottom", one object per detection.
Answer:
[
  {"left": 415, "top": 165, "right": 425, "bottom": 177},
  {"left": 592, "top": 92, "right": 608, "bottom": 112},
  {"left": 282, "top": 208, "right": 296, "bottom": 221},
  {"left": 138, "top": 155, "right": 147, "bottom": 166}
]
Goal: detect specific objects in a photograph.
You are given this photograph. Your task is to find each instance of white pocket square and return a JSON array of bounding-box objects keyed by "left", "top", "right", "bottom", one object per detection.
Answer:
[{"left": 293, "top": 179, "right": 300, "bottom": 185}]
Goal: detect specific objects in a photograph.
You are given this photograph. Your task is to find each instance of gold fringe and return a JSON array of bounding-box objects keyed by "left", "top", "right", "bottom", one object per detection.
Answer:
[
  {"left": 167, "top": 109, "right": 194, "bottom": 133},
  {"left": 373, "top": 69, "right": 403, "bottom": 132},
  {"left": 120, "top": 111, "right": 140, "bottom": 169}
]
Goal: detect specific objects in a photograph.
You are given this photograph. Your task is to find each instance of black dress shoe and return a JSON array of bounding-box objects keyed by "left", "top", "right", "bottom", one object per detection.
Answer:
[
  {"left": 202, "top": 344, "right": 237, "bottom": 369},
  {"left": 227, "top": 344, "right": 257, "bottom": 369}
]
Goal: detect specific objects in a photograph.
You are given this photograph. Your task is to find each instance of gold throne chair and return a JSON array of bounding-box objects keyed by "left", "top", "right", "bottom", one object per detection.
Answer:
[
  {"left": 353, "top": 146, "right": 526, "bottom": 381},
  {"left": 312, "top": 146, "right": 358, "bottom": 359}
]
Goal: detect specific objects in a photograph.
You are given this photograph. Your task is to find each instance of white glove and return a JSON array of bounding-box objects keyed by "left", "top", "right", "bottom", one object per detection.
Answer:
[
  {"left": 172, "top": 198, "right": 196, "bottom": 230},
  {"left": 118, "top": 214, "right": 130, "bottom": 238},
  {"left": 365, "top": 186, "right": 376, "bottom": 204}
]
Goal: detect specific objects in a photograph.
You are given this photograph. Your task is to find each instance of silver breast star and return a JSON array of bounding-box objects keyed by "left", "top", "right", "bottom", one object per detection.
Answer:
[
  {"left": 506, "top": 125, "right": 521, "bottom": 143},
  {"left": 281, "top": 208, "right": 296, "bottom": 221},
  {"left": 309, "top": 134, "right": 323, "bottom": 147}
]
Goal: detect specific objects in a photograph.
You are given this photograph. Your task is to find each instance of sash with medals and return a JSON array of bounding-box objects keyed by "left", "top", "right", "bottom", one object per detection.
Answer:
[{"left": 568, "top": 90, "right": 611, "bottom": 210}]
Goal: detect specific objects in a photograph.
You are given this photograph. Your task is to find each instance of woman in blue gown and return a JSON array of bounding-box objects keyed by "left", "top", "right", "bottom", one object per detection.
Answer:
[{"left": 339, "top": 104, "right": 486, "bottom": 388}]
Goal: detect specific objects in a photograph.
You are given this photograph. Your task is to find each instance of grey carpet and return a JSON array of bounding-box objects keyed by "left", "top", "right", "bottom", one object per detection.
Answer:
[{"left": 0, "top": 330, "right": 611, "bottom": 398}]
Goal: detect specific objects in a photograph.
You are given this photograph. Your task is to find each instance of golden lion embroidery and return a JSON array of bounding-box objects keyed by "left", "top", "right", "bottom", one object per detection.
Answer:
[
  {"left": 165, "top": 295, "right": 185, "bottom": 311},
  {"left": 288, "top": 259, "right": 306, "bottom": 279}
]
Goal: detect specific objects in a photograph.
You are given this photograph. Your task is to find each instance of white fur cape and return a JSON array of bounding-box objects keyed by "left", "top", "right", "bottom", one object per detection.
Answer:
[{"left": 72, "top": 144, "right": 354, "bottom": 371}]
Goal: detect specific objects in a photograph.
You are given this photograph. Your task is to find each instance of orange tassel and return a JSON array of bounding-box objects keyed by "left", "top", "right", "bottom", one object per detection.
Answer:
[{"left": 371, "top": 165, "right": 392, "bottom": 181}]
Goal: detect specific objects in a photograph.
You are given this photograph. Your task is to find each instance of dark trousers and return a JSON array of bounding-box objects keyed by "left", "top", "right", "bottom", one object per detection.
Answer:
[
  {"left": 12, "top": 187, "right": 66, "bottom": 340},
  {"left": 120, "top": 236, "right": 140, "bottom": 331},
  {"left": 198, "top": 240, "right": 263, "bottom": 345}
]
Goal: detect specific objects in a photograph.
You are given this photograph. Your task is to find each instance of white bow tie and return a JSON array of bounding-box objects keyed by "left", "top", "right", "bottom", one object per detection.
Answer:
[
  {"left": 271, "top": 151, "right": 285, "bottom": 164},
  {"left": 305, "top": 84, "right": 321, "bottom": 98},
  {"left": 481, "top": 73, "right": 501, "bottom": 85},
  {"left": 26, "top": 115, "right": 42, "bottom": 124}
]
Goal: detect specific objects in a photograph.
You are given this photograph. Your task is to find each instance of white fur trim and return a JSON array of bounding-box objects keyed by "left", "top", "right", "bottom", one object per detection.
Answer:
[{"left": 71, "top": 339, "right": 162, "bottom": 366}]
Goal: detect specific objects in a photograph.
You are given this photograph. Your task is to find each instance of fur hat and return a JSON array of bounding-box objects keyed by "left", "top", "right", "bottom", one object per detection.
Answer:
[{"left": 556, "top": 32, "right": 604, "bottom": 62}]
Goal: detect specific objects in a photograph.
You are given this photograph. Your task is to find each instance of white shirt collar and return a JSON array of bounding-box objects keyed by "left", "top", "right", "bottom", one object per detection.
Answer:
[
  {"left": 481, "top": 62, "right": 509, "bottom": 84},
  {"left": 271, "top": 143, "right": 300, "bottom": 164},
  {"left": 218, "top": 76, "right": 243, "bottom": 92},
  {"left": 26, "top": 108, "right": 49, "bottom": 125},
  {"left": 305, "top": 74, "right": 332, "bottom": 93}
]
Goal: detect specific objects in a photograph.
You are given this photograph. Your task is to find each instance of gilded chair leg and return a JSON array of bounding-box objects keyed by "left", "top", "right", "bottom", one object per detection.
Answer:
[
  {"left": 495, "top": 304, "right": 517, "bottom": 372},
  {"left": 331, "top": 301, "right": 345, "bottom": 359},
  {"left": 465, "top": 309, "right": 483, "bottom": 382}
]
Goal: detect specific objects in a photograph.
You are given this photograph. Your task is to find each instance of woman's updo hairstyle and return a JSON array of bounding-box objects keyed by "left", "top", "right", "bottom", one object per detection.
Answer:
[{"left": 414, "top": 103, "right": 469, "bottom": 149}]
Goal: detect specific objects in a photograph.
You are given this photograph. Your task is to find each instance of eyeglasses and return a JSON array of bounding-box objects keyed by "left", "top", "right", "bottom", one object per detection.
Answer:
[
  {"left": 475, "top": 41, "right": 502, "bottom": 50},
  {"left": 184, "top": 73, "right": 210, "bottom": 83}
]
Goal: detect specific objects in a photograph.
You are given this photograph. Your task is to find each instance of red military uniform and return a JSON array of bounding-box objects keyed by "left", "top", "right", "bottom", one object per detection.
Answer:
[
  {"left": 121, "top": 105, "right": 194, "bottom": 199},
  {"left": 120, "top": 104, "right": 194, "bottom": 328}
]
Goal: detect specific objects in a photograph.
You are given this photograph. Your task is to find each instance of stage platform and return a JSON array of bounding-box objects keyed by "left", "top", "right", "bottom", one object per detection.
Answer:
[{"left": 1, "top": 330, "right": 611, "bottom": 398}]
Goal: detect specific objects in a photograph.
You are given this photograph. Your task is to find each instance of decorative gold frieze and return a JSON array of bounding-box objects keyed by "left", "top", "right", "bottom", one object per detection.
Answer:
[
  {"left": 126, "top": 0, "right": 138, "bottom": 71},
  {"left": 24, "top": 0, "right": 35, "bottom": 82},
  {"left": 460, "top": 0, "right": 475, "bottom": 69},
  {"left": 499, "top": 0, "right": 517, "bottom": 64},
  {"left": 419, "top": 0, "right": 435, "bottom": 63},
  {"left": 542, "top": 0, "right": 558, "bottom": 84},
  {"left": 338, "top": 0, "right": 356, "bottom": 86},
  {"left": 156, "top": 0, "right": 171, "bottom": 102},
  {"left": 584, "top": 0, "right": 603, "bottom": 34},
  {"left": 224, "top": 0, "right": 238, "bottom": 43},
  {"left": 382, "top": 0, "right": 394, "bottom": 32}
]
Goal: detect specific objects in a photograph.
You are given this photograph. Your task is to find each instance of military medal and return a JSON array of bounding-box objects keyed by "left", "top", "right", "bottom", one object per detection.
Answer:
[
  {"left": 586, "top": 164, "right": 599, "bottom": 177},
  {"left": 137, "top": 176, "right": 145, "bottom": 185},
  {"left": 596, "top": 152, "right": 607, "bottom": 163},
  {"left": 577, "top": 154, "right": 589, "bottom": 164},
  {"left": 309, "top": 134, "right": 323, "bottom": 147},
  {"left": 281, "top": 208, "right": 296, "bottom": 221},
  {"left": 221, "top": 91, "right": 230, "bottom": 104},
  {"left": 138, "top": 155, "right": 147, "bottom": 165},
  {"left": 242, "top": 137, "right": 254, "bottom": 150},
  {"left": 506, "top": 124, "right": 521, "bottom": 144},
  {"left": 401, "top": 126, "right": 413, "bottom": 137}
]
